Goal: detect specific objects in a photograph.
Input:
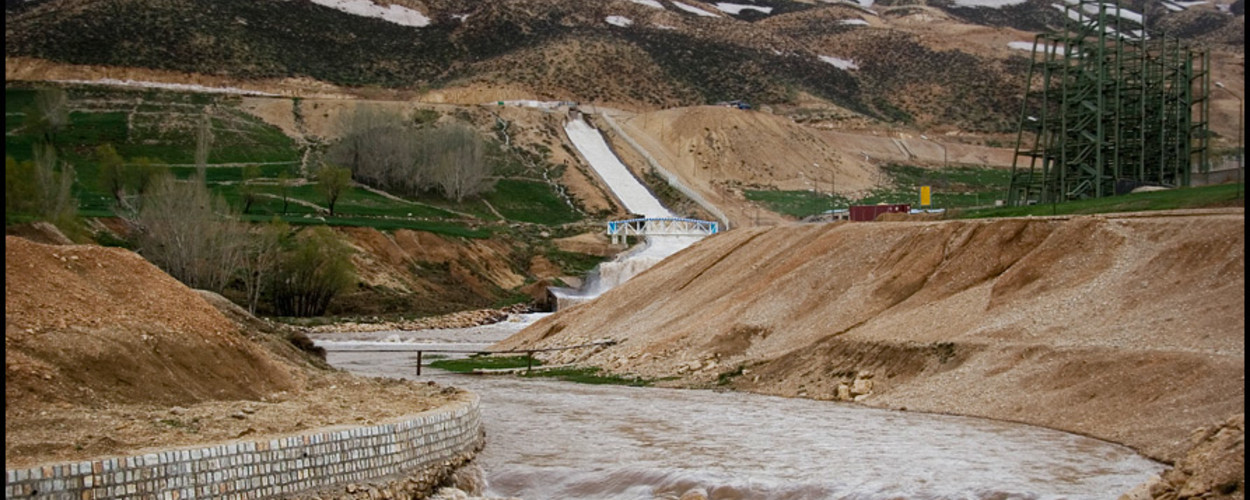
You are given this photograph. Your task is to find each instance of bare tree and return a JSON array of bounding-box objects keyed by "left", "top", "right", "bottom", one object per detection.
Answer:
[
  {"left": 25, "top": 88, "right": 69, "bottom": 146},
  {"left": 239, "top": 218, "right": 288, "bottom": 314},
  {"left": 6, "top": 146, "right": 76, "bottom": 224},
  {"left": 328, "top": 107, "right": 425, "bottom": 196},
  {"left": 128, "top": 174, "right": 244, "bottom": 293},
  {"left": 424, "top": 123, "right": 492, "bottom": 202},
  {"left": 194, "top": 111, "right": 213, "bottom": 177},
  {"left": 32, "top": 143, "right": 77, "bottom": 224}
]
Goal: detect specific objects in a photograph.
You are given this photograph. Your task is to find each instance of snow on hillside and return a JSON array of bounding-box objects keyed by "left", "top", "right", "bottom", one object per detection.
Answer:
[
  {"left": 1008, "top": 41, "right": 1065, "bottom": 54},
  {"left": 819, "top": 55, "right": 859, "bottom": 70},
  {"left": 671, "top": 1, "right": 721, "bottom": 17},
  {"left": 840, "top": 18, "right": 870, "bottom": 25},
  {"left": 630, "top": 0, "right": 667, "bottom": 8},
  {"left": 950, "top": 0, "right": 1027, "bottom": 8},
  {"left": 308, "top": 0, "right": 431, "bottom": 28},
  {"left": 607, "top": 15, "right": 634, "bottom": 27},
  {"left": 715, "top": 3, "right": 774, "bottom": 14},
  {"left": 53, "top": 79, "right": 279, "bottom": 96}
]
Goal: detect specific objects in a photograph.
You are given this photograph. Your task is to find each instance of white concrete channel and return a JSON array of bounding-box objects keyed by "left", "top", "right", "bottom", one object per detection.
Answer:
[{"left": 553, "top": 116, "right": 708, "bottom": 308}]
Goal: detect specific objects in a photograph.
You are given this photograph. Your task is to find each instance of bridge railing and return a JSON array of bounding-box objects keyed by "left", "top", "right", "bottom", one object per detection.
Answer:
[{"left": 606, "top": 217, "right": 719, "bottom": 240}]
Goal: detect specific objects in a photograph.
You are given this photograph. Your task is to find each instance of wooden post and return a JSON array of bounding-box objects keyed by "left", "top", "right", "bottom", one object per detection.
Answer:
[
  {"left": 416, "top": 351, "right": 423, "bottom": 376},
  {"left": 526, "top": 351, "right": 533, "bottom": 374}
]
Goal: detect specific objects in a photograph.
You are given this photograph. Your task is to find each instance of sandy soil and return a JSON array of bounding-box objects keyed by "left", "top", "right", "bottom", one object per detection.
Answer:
[
  {"left": 494, "top": 210, "right": 1245, "bottom": 473},
  {"left": 607, "top": 105, "right": 1017, "bottom": 228},
  {"left": 4, "top": 236, "right": 461, "bottom": 470}
]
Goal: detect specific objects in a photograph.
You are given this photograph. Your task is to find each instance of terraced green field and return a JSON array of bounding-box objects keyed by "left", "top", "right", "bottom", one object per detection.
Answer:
[{"left": 5, "top": 85, "right": 585, "bottom": 236}]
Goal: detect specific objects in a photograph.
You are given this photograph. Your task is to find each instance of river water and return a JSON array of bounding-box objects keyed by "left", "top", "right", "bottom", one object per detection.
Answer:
[{"left": 311, "top": 315, "right": 1163, "bottom": 500}]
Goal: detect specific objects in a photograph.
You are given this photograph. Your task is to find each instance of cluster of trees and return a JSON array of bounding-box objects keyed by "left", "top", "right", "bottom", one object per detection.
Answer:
[
  {"left": 94, "top": 143, "right": 168, "bottom": 210},
  {"left": 328, "top": 108, "right": 493, "bottom": 203},
  {"left": 6, "top": 89, "right": 77, "bottom": 227},
  {"left": 5, "top": 89, "right": 356, "bottom": 317},
  {"left": 127, "top": 172, "right": 356, "bottom": 316}
]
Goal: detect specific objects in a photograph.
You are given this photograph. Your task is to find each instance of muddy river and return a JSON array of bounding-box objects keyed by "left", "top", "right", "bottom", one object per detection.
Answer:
[{"left": 311, "top": 314, "right": 1163, "bottom": 499}]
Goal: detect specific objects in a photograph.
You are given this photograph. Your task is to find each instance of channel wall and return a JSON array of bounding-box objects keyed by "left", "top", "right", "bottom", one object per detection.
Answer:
[{"left": 5, "top": 393, "right": 483, "bottom": 500}]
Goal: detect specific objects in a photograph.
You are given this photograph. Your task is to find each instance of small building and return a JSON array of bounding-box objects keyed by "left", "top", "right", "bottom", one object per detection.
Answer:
[{"left": 849, "top": 203, "right": 911, "bottom": 222}]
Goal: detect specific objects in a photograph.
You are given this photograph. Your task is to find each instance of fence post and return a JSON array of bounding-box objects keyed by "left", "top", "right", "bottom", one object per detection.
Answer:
[{"left": 416, "top": 351, "right": 423, "bottom": 377}]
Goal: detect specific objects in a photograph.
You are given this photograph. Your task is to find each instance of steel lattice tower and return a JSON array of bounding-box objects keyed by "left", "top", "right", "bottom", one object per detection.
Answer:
[{"left": 1008, "top": 0, "right": 1210, "bottom": 205}]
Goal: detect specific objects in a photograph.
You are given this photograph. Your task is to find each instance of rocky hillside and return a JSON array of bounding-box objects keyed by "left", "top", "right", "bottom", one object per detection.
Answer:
[
  {"left": 495, "top": 210, "right": 1245, "bottom": 474},
  {"left": 7, "top": 0, "right": 1242, "bottom": 134}
]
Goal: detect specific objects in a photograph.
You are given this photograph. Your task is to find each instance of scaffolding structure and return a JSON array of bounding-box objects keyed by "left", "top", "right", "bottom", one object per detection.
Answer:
[{"left": 1008, "top": 0, "right": 1210, "bottom": 205}]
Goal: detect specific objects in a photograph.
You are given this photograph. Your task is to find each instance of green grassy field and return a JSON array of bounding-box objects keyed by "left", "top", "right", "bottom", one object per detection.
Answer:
[
  {"left": 746, "top": 164, "right": 1017, "bottom": 218},
  {"left": 429, "top": 355, "right": 542, "bottom": 372},
  {"left": 745, "top": 164, "right": 1241, "bottom": 219},
  {"left": 956, "top": 183, "right": 1243, "bottom": 218},
  {"left": 6, "top": 85, "right": 587, "bottom": 237}
]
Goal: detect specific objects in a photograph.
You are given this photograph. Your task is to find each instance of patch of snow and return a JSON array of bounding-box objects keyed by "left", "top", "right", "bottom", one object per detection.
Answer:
[
  {"left": 1172, "top": 0, "right": 1207, "bottom": 6},
  {"left": 840, "top": 18, "right": 870, "bottom": 25},
  {"left": 630, "top": 0, "right": 667, "bottom": 8},
  {"left": 606, "top": 15, "right": 634, "bottom": 27},
  {"left": 854, "top": 0, "right": 875, "bottom": 8},
  {"left": 308, "top": 0, "right": 431, "bottom": 28},
  {"left": 495, "top": 100, "right": 571, "bottom": 109},
  {"left": 1008, "top": 41, "right": 1065, "bottom": 55},
  {"left": 1161, "top": 1, "right": 1185, "bottom": 11},
  {"left": 656, "top": 24, "right": 678, "bottom": 29},
  {"left": 715, "top": 2, "right": 773, "bottom": 14},
  {"left": 1079, "top": 3, "right": 1143, "bottom": 24},
  {"left": 819, "top": 55, "right": 859, "bottom": 70},
  {"left": 950, "top": 0, "right": 1026, "bottom": 7},
  {"left": 671, "top": 1, "right": 721, "bottom": 17},
  {"left": 452, "top": 13, "right": 470, "bottom": 21},
  {"left": 53, "top": 78, "right": 279, "bottom": 96}
]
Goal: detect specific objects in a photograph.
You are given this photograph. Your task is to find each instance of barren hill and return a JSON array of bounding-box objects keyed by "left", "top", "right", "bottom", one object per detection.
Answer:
[
  {"left": 6, "top": 0, "right": 1243, "bottom": 136},
  {"left": 494, "top": 210, "right": 1245, "bottom": 467}
]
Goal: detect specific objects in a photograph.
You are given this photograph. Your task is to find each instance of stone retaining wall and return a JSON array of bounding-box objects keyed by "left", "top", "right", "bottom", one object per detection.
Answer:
[{"left": 5, "top": 394, "right": 482, "bottom": 500}]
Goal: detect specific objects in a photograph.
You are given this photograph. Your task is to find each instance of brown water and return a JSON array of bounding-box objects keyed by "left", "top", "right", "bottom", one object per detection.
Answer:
[{"left": 312, "top": 316, "right": 1163, "bottom": 500}]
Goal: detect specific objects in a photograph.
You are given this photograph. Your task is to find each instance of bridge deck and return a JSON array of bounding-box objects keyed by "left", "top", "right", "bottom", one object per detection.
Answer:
[{"left": 607, "top": 217, "right": 718, "bottom": 243}]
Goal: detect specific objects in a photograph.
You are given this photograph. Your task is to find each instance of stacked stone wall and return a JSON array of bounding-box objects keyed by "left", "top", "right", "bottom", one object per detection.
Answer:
[{"left": 5, "top": 394, "right": 482, "bottom": 500}]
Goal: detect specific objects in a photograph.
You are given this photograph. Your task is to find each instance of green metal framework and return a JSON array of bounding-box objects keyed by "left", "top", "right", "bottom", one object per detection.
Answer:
[{"left": 1008, "top": 0, "right": 1210, "bottom": 205}]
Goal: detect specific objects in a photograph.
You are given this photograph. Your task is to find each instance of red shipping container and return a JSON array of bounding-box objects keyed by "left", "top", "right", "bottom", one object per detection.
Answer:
[{"left": 849, "top": 204, "right": 911, "bottom": 222}]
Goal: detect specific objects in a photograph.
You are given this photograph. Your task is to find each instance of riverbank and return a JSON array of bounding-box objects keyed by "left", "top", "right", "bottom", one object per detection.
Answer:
[
  {"left": 493, "top": 211, "right": 1245, "bottom": 497},
  {"left": 4, "top": 235, "right": 475, "bottom": 485}
]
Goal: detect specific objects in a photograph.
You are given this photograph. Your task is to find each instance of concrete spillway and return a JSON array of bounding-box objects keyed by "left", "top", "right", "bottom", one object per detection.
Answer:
[{"left": 556, "top": 116, "right": 701, "bottom": 309}]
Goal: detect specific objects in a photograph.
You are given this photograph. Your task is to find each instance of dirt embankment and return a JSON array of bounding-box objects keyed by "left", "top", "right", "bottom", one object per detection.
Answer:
[
  {"left": 5, "top": 236, "right": 461, "bottom": 469},
  {"left": 495, "top": 211, "right": 1245, "bottom": 473},
  {"left": 609, "top": 106, "right": 1016, "bottom": 227}
]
